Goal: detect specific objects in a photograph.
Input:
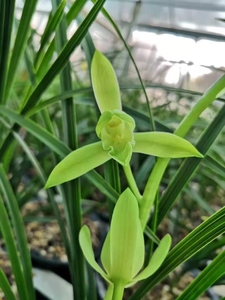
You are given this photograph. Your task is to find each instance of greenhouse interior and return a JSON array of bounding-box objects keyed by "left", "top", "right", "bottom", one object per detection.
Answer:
[{"left": 0, "top": 0, "right": 225, "bottom": 299}]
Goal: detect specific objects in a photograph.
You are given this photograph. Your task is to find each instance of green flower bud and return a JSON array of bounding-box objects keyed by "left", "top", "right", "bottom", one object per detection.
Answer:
[{"left": 96, "top": 110, "right": 135, "bottom": 166}]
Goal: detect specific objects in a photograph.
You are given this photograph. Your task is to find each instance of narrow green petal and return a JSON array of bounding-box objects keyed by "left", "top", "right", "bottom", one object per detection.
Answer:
[
  {"left": 132, "top": 234, "right": 171, "bottom": 283},
  {"left": 109, "top": 188, "right": 140, "bottom": 283},
  {"left": 79, "top": 226, "right": 109, "bottom": 281},
  {"left": 104, "top": 283, "right": 114, "bottom": 300},
  {"left": 91, "top": 51, "right": 122, "bottom": 113},
  {"left": 101, "top": 232, "right": 111, "bottom": 274},
  {"left": 133, "top": 132, "right": 203, "bottom": 158},
  {"left": 45, "top": 142, "right": 110, "bottom": 188},
  {"left": 131, "top": 221, "right": 145, "bottom": 278}
]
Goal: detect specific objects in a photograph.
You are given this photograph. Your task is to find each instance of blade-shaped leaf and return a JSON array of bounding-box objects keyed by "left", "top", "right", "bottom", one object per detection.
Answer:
[
  {"left": 4, "top": 0, "right": 38, "bottom": 102},
  {"left": 0, "top": 106, "right": 70, "bottom": 157},
  {"left": 176, "top": 251, "right": 225, "bottom": 300},
  {"left": 0, "top": 194, "right": 29, "bottom": 300},
  {"left": 158, "top": 104, "right": 225, "bottom": 224},
  {"left": 133, "top": 132, "right": 203, "bottom": 158},
  {"left": 0, "top": 166, "right": 35, "bottom": 300},
  {"left": 0, "top": 269, "right": 16, "bottom": 300},
  {"left": 35, "top": 0, "right": 66, "bottom": 69},
  {"left": 66, "top": 0, "right": 87, "bottom": 23},
  {"left": 91, "top": 50, "right": 122, "bottom": 113},
  {"left": 21, "top": 0, "right": 106, "bottom": 115},
  {"left": 0, "top": 0, "right": 15, "bottom": 103},
  {"left": 45, "top": 142, "right": 110, "bottom": 188},
  {"left": 128, "top": 206, "right": 225, "bottom": 300}
]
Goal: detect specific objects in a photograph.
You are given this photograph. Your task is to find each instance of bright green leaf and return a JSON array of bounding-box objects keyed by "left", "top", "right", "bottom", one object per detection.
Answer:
[
  {"left": 91, "top": 50, "right": 122, "bottom": 113},
  {"left": 133, "top": 132, "right": 203, "bottom": 158},
  {"left": 45, "top": 142, "right": 110, "bottom": 188},
  {"left": 0, "top": 269, "right": 16, "bottom": 300},
  {"left": 176, "top": 250, "right": 225, "bottom": 300}
]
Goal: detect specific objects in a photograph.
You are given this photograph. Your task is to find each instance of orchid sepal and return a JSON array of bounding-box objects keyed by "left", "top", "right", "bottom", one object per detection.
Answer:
[
  {"left": 91, "top": 50, "right": 122, "bottom": 113},
  {"left": 133, "top": 132, "right": 203, "bottom": 158},
  {"left": 45, "top": 142, "right": 110, "bottom": 188}
]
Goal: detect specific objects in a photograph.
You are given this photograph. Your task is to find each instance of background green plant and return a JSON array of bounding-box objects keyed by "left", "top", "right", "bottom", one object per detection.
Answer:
[{"left": 0, "top": 0, "right": 225, "bottom": 300}]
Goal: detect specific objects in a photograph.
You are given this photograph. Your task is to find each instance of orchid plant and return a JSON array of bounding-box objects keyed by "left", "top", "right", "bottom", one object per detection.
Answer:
[{"left": 45, "top": 50, "right": 202, "bottom": 300}]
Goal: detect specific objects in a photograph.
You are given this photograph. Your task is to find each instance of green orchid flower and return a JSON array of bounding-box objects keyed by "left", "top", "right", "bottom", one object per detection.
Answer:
[
  {"left": 45, "top": 50, "right": 202, "bottom": 188},
  {"left": 79, "top": 188, "right": 172, "bottom": 300}
]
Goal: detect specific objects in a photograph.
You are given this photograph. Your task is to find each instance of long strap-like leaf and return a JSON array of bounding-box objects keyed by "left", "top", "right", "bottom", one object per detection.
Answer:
[
  {"left": 0, "top": 193, "right": 29, "bottom": 300},
  {"left": 0, "top": 269, "right": 16, "bottom": 300},
  {"left": 129, "top": 205, "right": 225, "bottom": 300},
  {"left": 158, "top": 104, "right": 225, "bottom": 224},
  {"left": 0, "top": 0, "right": 15, "bottom": 103},
  {"left": 0, "top": 166, "right": 35, "bottom": 300},
  {"left": 176, "top": 250, "right": 225, "bottom": 300},
  {"left": 22, "top": 0, "right": 106, "bottom": 115}
]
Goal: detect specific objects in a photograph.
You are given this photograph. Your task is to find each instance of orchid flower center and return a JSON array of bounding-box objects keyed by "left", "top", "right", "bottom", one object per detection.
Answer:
[{"left": 96, "top": 110, "right": 135, "bottom": 165}]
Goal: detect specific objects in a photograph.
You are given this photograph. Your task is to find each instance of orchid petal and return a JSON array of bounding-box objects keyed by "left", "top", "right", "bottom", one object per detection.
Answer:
[
  {"left": 132, "top": 234, "right": 171, "bottom": 283},
  {"left": 79, "top": 226, "right": 109, "bottom": 282},
  {"left": 104, "top": 283, "right": 114, "bottom": 300},
  {"left": 133, "top": 132, "right": 203, "bottom": 158},
  {"left": 45, "top": 142, "right": 110, "bottom": 188},
  {"left": 96, "top": 110, "right": 135, "bottom": 165},
  {"left": 91, "top": 51, "right": 122, "bottom": 113},
  {"left": 101, "top": 231, "right": 111, "bottom": 275},
  {"left": 109, "top": 188, "right": 140, "bottom": 283},
  {"left": 131, "top": 220, "right": 145, "bottom": 278}
]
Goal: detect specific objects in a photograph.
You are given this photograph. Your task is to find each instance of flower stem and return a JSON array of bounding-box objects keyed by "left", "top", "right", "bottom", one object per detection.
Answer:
[
  {"left": 140, "top": 74, "right": 225, "bottom": 229},
  {"left": 123, "top": 165, "right": 142, "bottom": 203},
  {"left": 112, "top": 283, "right": 124, "bottom": 300}
]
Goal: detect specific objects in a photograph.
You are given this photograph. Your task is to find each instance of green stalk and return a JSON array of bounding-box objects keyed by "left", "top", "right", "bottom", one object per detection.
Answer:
[
  {"left": 140, "top": 74, "right": 225, "bottom": 229},
  {"left": 146, "top": 191, "right": 159, "bottom": 262},
  {"left": 123, "top": 165, "right": 142, "bottom": 203},
  {"left": 112, "top": 283, "right": 124, "bottom": 300},
  {"left": 104, "top": 159, "right": 121, "bottom": 217}
]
